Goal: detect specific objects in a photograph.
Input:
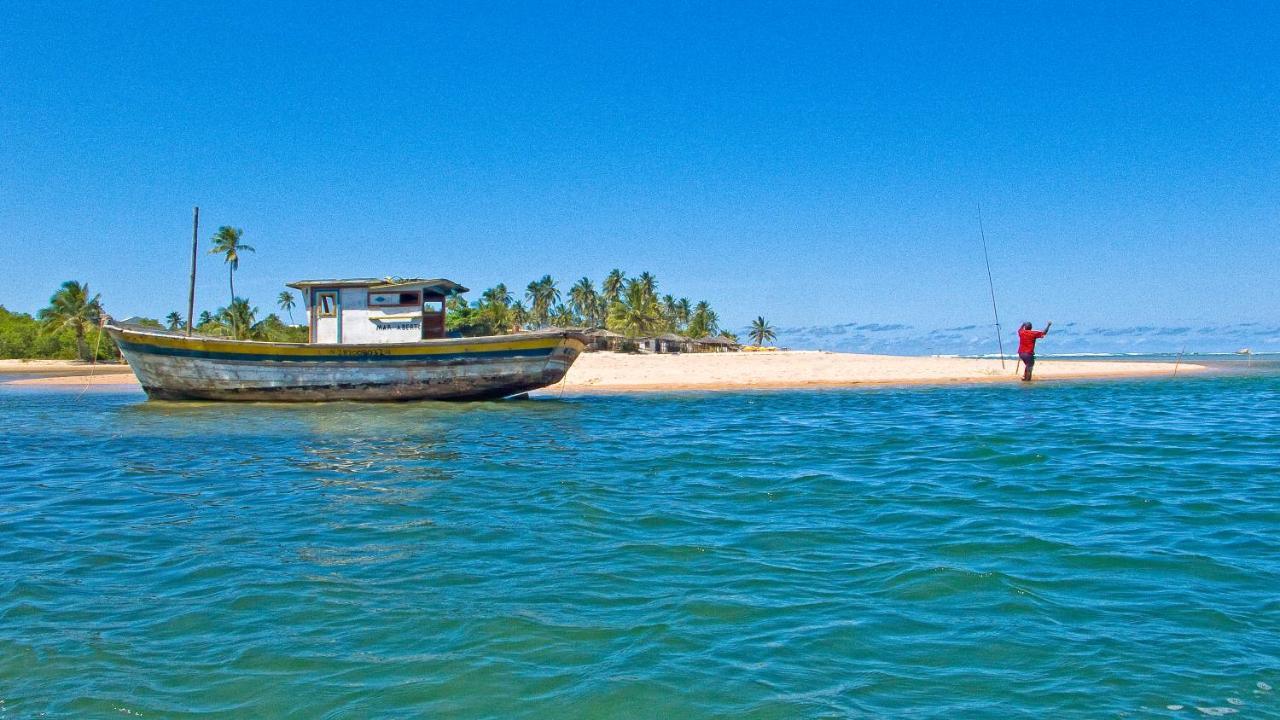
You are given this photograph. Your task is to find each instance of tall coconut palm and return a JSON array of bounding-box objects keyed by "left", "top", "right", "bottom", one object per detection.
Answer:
[
  {"left": 481, "top": 283, "right": 512, "bottom": 309},
  {"left": 686, "top": 300, "right": 719, "bottom": 339},
  {"left": 661, "top": 294, "right": 679, "bottom": 331},
  {"left": 636, "top": 271, "right": 657, "bottom": 299},
  {"left": 165, "top": 311, "right": 183, "bottom": 331},
  {"left": 37, "top": 280, "right": 103, "bottom": 360},
  {"left": 550, "top": 304, "right": 577, "bottom": 327},
  {"left": 277, "top": 291, "right": 297, "bottom": 324},
  {"left": 525, "top": 275, "right": 560, "bottom": 327},
  {"left": 749, "top": 316, "right": 777, "bottom": 347},
  {"left": 676, "top": 298, "right": 692, "bottom": 329},
  {"left": 208, "top": 226, "right": 254, "bottom": 306},
  {"left": 509, "top": 300, "right": 530, "bottom": 331},
  {"left": 569, "top": 277, "right": 599, "bottom": 327},
  {"left": 608, "top": 281, "right": 662, "bottom": 338},
  {"left": 486, "top": 301, "right": 512, "bottom": 334},
  {"left": 602, "top": 269, "right": 626, "bottom": 308}
]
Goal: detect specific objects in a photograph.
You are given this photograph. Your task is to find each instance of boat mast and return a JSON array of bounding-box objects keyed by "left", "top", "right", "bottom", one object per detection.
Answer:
[{"left": 186, "top": 206, "right": 199, "bottom": 336}]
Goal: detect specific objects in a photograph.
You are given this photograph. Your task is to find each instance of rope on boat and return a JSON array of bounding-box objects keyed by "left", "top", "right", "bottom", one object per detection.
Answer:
[{"left": 77, "top": 318, "right": 106, "bottom": 400}]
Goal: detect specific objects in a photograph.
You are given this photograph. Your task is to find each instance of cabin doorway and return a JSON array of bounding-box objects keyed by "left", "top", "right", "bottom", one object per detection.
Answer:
[
  {"left": 313, "top": 290, "right": 340, "bottom": 343},
  {"left": 422, "top": 294, "right": 445, "bottom": 339}
]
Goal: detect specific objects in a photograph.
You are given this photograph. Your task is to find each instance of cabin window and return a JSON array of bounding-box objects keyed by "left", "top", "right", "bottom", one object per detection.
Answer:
[
  {"left": 369, "top": 291, "right": 421, "bottom": 307},
  {"left": 423, "top": 300, "right": 444, "bottom": 314},
  {"left": 316, "top": 292, "right": 337, "bottom": 317}
]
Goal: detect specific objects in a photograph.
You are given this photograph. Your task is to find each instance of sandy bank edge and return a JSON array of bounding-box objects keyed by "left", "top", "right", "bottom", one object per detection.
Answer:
[{"left": 5, "top": 360, "right": 1207, "bottom": 393}]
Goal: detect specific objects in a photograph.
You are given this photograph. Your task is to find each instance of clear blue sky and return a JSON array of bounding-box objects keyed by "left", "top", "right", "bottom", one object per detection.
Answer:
[{"left": 2, "top": 1, "right": 1277, "bottom": 340}]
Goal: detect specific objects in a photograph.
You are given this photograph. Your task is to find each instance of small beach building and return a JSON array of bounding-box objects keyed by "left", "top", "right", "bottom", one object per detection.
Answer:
[
  {"left": 583, "top": 328, "right": 625, "bottom": 352},
  {"left": 638, "top": 333, "right": 692, "bottom": 354},
  {"left": 287, "top": 277, "right": 469, "bottom": 344},
  {"left": 693, "top": 335, "right": 741, "bottom": 353}
]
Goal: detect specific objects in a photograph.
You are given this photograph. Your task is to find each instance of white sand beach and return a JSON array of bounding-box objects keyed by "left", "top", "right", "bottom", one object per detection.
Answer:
[{"left": 4, "top": 351, "right": 1202, "bottom": 392}]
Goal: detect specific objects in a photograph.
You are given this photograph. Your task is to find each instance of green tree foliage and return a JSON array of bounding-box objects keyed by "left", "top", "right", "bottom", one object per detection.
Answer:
[
  {"left": 218, "top": 298, "right": 258, "bottom": 340},
  {"left": 525, "top": 275, "right": 560, "bottom": 327},
  {"left": 165, "top": 312, "right": 183, "bottom": 330},
  {"left": 37, "top": 281, "right": 104, "bottom": 360},
  {"left": 749, "top": 316, "right": 777, "bottom": 346},
  {"left": 686, "top": 300, "right": 719, "bottom": 339},
  {"left": 0, "top": 283, "right": 118, "bottom": 361},
  {"left": 602, "top": 269, "right": 626, "bottom": 308},
  {"left": 607, "top": 280, "right": 662, "bottom": 338},
  {"left": 569, "top": 277, "right": 600, "bottom": 327},
  {"left": 208, "top": 226, "right": 254, "bottom": 306},
  {"left": 413, "top": 271, "right": 725, "bottom": 342},
  {"left": 0, "top": 306, "right": 65, "bottom": 358},
  {"left": 550, "top": 304, "right": 577, "bottom": 327},
  {"left": 277, "top": 291, "right": 297, "bottom": 324}
]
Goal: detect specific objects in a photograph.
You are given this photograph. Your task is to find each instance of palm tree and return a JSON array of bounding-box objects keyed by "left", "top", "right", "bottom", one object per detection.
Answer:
[
  {"left": 569, "top": 277, "right": 600, "bottom": 327},
  {"left": 508, "top": 300, "right": 529, "bottom": 331},
  {"left": 525, "top": 275, "right": 560, "bottom": 327},
  {"left": 661, "top": 294, "right": 678, "bottom": 331},
  {"left": 686, "top": 300, "right": 719, "bottom": 339},
  {"left": 608, "top": 281, "right": 662, "bottom": 338},
  {"left": 481, "top": 283, "right": 512, "bottom": 309},
  {"left": 550, "top": 304, "right": 577, "bottom": 327},
  {"left": 218, "top": 298, "right": 258, "bottom": 340},
  {"left": 749, "top": 316, "right": 777, "bottom": 347},
  {"left": 198, "top": 310, "right": 215, "bottom": 329},
  {"left": 636, "top": 271, "right": 657, "bottom": 298},
  {"left": 676, "top": 298, "right": 692, "bottom": 329},
  {"left": 37, "top": 280, "right": 103, "bottom": 360},
  {"left": 209, "top": 226, "right": 254, "bottom": 306},
  {"left": 277, "top": 291, "right": 297, "bottom": 324},
  {"left": 486, "top": 301, "right": 512, "bottom": 334},
  {"left": 602, "top": 269, "right": 626, "bottom": 308},
  {"left": 165, "top": 312, "right": 183, "bottom": 331}
]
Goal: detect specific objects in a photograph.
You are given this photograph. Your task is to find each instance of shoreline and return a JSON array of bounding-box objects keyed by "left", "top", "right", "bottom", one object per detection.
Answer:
[{"left": 2, "top": 351, "right": 1206, "bottom": 394}]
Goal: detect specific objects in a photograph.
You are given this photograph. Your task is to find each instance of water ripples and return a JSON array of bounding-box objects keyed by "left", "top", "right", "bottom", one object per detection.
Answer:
[{"left": 1, "top": 373, "right": 1278, "bottom": 717}]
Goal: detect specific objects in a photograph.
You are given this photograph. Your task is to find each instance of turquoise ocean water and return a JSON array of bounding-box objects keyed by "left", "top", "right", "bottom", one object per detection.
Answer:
[{"left": 1, "top": 365, "right": 1277, "bottom": 717}]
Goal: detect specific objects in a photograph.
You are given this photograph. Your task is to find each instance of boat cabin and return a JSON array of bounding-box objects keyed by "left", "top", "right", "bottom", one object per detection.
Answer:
[{"left": 287, "top": 277, "right": 469, "bottom": 344}]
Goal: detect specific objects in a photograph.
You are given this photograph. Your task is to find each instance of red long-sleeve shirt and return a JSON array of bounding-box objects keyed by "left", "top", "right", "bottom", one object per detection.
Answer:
[{"left": 1018, "top": 328, "right": 1046, "bottom": 354}]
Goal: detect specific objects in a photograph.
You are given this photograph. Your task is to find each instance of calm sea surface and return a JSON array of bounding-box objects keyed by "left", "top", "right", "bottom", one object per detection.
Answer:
[{"left": 1, "top": 367, "right": 1278, "bottom": 718}]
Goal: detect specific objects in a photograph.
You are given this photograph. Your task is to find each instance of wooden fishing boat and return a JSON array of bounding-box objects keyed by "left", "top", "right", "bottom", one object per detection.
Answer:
[
  {"left": 105, "top": 276, "right": 587, "bottom": 401},
  {"left": 105, "top": 321, "right": 587, "bottom": 401}
]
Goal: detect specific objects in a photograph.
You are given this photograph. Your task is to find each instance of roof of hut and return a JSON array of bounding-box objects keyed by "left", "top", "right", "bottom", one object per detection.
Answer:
[
  {"left": 286, "top": 277, "right": 469, "bottom": 294},
  {"left": 697, "top": 335, "right": 740, "bottom": 345}
]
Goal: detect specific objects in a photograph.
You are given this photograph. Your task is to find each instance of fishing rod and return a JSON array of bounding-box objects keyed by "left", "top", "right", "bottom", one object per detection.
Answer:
[{"left": 976, "top": 203, "right": 1006, "bottom": 369}]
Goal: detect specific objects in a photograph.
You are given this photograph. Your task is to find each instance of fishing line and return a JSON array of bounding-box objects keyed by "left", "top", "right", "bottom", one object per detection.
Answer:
[{"left": 976, "top": 203, "right": 1006, "bottom": 369}]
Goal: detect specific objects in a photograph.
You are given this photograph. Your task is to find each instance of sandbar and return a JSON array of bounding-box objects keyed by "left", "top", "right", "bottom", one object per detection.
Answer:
[{"left": 3, "top": 351, "right": 1203, "bottom": 392}]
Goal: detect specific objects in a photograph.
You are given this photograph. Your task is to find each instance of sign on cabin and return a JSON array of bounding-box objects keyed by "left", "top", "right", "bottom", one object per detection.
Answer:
[{"left": 286, "top": 277, "right": 469, "bottom": 345}]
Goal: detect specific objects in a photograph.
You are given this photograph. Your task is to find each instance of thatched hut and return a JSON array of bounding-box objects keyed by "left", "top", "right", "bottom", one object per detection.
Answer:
[
  {"left": 583, "top": 328, "right": 625, "bottom": 352},
  {"left": 693, "top": 335, "right": 741, "bottom": 353}
]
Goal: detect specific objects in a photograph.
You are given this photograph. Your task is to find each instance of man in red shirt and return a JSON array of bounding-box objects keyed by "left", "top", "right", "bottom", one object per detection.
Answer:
[{"left": 1017, "top": 321, "right": 1052, "bottom": 381}]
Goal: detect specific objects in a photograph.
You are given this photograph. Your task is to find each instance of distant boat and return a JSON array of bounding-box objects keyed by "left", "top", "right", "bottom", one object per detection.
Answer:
[{"left": 105, "top": 276, "right": 587, "bottom": 401}]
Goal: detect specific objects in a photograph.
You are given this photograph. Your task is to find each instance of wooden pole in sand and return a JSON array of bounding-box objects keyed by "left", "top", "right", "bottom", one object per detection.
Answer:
[{"left": 186, "top": 206, "right": 199, "bottom": 335}]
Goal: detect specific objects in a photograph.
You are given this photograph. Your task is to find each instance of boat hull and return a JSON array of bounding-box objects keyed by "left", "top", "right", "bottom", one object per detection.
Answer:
[{"left": 105, "top": 324, "right": 587, "bottom": 401}]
